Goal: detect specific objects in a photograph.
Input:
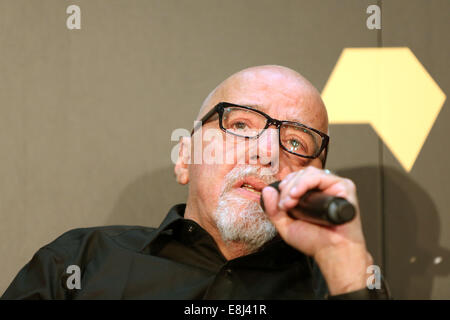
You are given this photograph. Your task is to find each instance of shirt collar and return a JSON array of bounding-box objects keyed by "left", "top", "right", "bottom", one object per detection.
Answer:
[
  {"left": 138, "top": 204, "right": 186, "bottom": 252},
  {"left": 140, "top": 203, "right": 310, "bottom": 270},
  {"left": 158, "top": 203, "right": 186, "bottom": 230}
]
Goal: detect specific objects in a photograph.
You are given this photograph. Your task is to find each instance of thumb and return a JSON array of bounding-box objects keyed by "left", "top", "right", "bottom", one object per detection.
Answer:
[
  {"left": 262, "top": 185, "right": 323, "bottom": 256},
  {"left": 262, "top": 186, "right": 297, "bottom": 231},
  {"left": 261, "top": 186, "right": 281, "bottom": 217},
  {"left": 262, "top": 185, "right": 296, "bottom": 237}
]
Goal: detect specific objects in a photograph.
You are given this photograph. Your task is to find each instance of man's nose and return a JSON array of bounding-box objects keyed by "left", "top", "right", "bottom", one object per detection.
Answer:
[{"left": 248, "top": 128, "right": 279, "bottom": 168}]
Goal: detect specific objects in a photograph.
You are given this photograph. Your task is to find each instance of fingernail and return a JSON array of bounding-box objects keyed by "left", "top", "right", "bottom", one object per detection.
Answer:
[
  {"left": 289, "top": 187, "right": 297, "bottom": 196},
  {"left": 278, "top": 199, "right": 286, "bottom": 210}
]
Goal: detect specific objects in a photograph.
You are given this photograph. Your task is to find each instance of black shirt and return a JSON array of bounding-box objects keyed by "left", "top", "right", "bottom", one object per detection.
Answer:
[{"left": 1, "top": 204, "right": 389, "bottom": 299}]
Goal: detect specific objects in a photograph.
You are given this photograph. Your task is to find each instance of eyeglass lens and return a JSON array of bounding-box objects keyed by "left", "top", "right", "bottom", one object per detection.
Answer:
[{"left": 222, "top": 106, "right": 321, "bottom": 157}]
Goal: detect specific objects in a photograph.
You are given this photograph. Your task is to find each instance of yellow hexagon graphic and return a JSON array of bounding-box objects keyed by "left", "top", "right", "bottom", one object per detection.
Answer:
[{"left": 322, "top": 48, "right": 446, "bottom": 172}]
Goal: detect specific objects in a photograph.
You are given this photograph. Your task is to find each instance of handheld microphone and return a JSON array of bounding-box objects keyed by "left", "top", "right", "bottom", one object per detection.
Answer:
[{"left": 260, "top": 181, "right": 356, "bottom": 226}]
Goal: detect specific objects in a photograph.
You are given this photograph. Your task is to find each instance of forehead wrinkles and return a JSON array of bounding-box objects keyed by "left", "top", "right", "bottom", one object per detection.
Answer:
[
  {"left": 284, "top": 95, "right": 328, "bottom": 132},
  {"left": 226, "top": 78, "right": 327, "bottom": 131},
  {"left": 198, "top": 67, "right": 328, "bottom": 132}
]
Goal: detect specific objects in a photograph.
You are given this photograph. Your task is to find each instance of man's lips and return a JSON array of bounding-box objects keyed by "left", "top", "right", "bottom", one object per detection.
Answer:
[
  {"left": 241, "top": 183, "right": 263, "bottom": 195},
  {"left": 231, "top": 177, "right": 268, "bottom": 201}
]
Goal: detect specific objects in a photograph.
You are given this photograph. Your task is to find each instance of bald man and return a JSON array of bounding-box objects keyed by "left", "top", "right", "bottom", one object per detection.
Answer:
[{"left": 2, "top": 65, "right": 390, "bottom": 300}]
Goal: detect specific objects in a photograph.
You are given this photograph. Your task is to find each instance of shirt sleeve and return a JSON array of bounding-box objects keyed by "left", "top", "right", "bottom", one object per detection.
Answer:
[
  {"left": 309, "top": 256, "right": 392, "bottom": 300},
  {"left": 1, "top": 247, "right": 68, "bottom": 300},
  {"left": 327, "top": 276, "right": 392, "bottom": 300}
]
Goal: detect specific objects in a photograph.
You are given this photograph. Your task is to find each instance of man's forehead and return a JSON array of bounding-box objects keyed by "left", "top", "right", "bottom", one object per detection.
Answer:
[
  {"left": 221, "top": 90, "right": 328, "bottom": 132},
  {"left": 223, "top": 69, "right": 307, "bottom": 98},
  {"left": 225, "top": 99, "right": 327, "bottom": 131},
  {"left": 199, "top": 66, "right": 328, "bottom": 131}
]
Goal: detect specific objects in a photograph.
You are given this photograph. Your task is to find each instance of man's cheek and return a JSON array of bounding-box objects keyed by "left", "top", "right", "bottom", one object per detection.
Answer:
[
  {"left": 202, "top": 130, "right": 225, "bottom": 165},
  {"left": 198, "top": 165, "right": 227, "bottom": 197},
  {"left": 201, "top": 129, "right": 258, "bottom": 167}
]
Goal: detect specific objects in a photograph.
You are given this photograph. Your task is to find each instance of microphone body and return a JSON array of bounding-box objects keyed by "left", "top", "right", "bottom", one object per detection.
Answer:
[{"left": 260, "top": 181, "right": 356, "bottom": 226}]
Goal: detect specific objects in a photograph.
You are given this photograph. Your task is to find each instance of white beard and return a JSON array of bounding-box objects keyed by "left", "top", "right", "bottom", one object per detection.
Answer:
[{"left": 213, "top": 166, "right": 278, "bottom": 253}]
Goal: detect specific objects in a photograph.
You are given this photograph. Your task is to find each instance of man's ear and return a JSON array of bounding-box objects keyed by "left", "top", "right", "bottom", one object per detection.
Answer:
[{"left": 174, "top": 136, "right": 191, "bottom": 185}]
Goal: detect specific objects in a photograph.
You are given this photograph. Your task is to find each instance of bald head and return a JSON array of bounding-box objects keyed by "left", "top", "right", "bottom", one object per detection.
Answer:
[{"left": 197, "top": 65, "right": 328, "bottom": 133}]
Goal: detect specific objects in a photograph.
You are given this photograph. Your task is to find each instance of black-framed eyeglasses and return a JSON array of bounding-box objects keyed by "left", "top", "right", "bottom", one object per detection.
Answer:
[{"left": 191, "top": 102, "right": 330, "bottom": 167}]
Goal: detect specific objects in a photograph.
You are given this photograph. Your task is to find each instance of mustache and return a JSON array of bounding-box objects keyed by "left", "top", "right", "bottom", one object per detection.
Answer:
[{"left": 220, "top": 166, "right": 278, "bottom": 196}]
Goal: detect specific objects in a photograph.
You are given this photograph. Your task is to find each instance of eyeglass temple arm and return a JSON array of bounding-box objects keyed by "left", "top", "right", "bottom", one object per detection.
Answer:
[
  {"left": 321, "top": 144, "right": 329, "bottom": 168},
  {"left": 190, "top": 105, "right": 220, "bottom": 136}
]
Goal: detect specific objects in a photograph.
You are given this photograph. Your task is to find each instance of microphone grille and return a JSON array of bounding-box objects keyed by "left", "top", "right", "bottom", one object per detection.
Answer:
[{"left": 328, "top": 199, "right": 356, "bottom": 224}]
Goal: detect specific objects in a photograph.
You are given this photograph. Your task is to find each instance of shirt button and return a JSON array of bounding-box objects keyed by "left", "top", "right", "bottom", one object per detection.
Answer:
[
  {"left": 187, "top": 225, "right": 194, "bottom": 233},
  {"left": 225, "top": 268, "right": 232, "bottom": 276}
]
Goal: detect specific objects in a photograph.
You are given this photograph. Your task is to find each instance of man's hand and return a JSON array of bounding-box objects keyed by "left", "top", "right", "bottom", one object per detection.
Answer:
[{"left": 262, "top": 166, "right": 373, "bottom": 296}]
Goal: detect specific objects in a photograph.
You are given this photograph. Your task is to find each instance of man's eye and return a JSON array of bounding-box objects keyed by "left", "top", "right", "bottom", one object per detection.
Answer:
[
  {"left": 286, "top": 138, "right": 310, "bottom": 154},
  {"left": 232, "top": 121, "right": 248, "bottom": 130},
  {"left": 287, "top": 138, "right": 303, "bottom": 151}
]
